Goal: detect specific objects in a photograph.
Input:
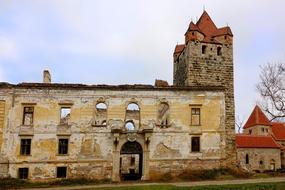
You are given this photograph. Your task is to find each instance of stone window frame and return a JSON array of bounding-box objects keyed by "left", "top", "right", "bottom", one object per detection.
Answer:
[
  {"left": 189, "top": 104, "right": 202, "bottom": 126},
  {"left": 57, "top": 137, "right": 69, "bottom": 156},
  {"left": 124, "top": 99, "right": 141, "bottom": 129},
  {"left": 156, "top": 99, "right": 171, "bottom": 128},
  {"left": 125, "top": 120, "right": 136, "bottom": 132},
  {"left": 191, "top": 136, "right": 201, "bottom": 153},
  {"left": 18, "top": 167, "right": 29, "bottom": 179},
  {"left": 58, "top": 102, "right": 73, "bottom": 126},
  {"left": 93, "top": 98, "right": 109, "bottom": 127},
  {"left": 56, "top": 166, "right": 67, "bottom": 178},
  {"left": 21, "top": 103, "right": 36, "bottom": 126},
  {"left": 20, "top": 137, "right": 32, "bottom": 156}
]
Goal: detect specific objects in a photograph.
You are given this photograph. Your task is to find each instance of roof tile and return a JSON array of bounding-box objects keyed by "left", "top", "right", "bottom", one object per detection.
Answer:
[
  {"left": 236, "top": 135, "right": 280, "bottom": 149},
  {"left": 243, "top": 105, "right": 271, "bottom": 129}
]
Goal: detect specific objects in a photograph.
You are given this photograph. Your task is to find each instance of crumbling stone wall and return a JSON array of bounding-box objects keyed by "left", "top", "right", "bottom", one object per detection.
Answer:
[
  {"left": 237, "top": 148, "right": 281, "bottom": 172},
  {"left": 0, "top": 84, "right": 226, "bottom": 180}
]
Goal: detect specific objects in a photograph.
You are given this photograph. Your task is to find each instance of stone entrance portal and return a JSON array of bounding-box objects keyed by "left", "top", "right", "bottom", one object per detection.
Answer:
[{"left": 120, "top": 141, "right": 143, "bottom": 180}]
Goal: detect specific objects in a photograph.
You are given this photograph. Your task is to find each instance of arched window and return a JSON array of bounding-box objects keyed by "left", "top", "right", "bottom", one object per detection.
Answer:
[
  {"left": 96, "top": 102, "right": 107, "bottom": 110},
  {"left": 94, "top": 102, "right": 107, "bottom": 126},
  {"left": 158, "top": 102, "right": 170, "bottom": 127},
  {"left": 127, "top": 103, "right": 140, "bottom": 111},
  {"left": 245, "top": 154, "right": 249, "bottom": 164},
  {"left": 125, "top": 121, "right": 135, "bottom": 131}
]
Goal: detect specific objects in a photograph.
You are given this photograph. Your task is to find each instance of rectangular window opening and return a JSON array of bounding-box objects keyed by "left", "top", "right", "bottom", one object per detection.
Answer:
[
  {"left": 202, "top": 45, "right": 207, "bottom": 54},
  {"left": 19, "top": 168, "right": 29, "bottom": 179},
  {"left": 191, "top": 108, "right": 201, "bottom": 126},
  {"left": 23, "top": 107, "right": 34, "bottom": 125},
  {"left": 191, "top": 137, "right": 200, "bottom": 152},
  {"left": 60, "top": 107, "right": 71, "bottom": 125},
  {"left": 20, "top": 139, "right": 31, "bottom": 155},
  {"left": 57, "top": 167, "right": 67, "bottom": 178},
  {"left": 58, "top": 139, "right": 69, "bottom": 155}
]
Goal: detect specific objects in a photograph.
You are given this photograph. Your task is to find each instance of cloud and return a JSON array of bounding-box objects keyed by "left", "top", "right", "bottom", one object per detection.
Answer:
[{"left": 0, "top": 36, "right": 18, "bottom": 60}]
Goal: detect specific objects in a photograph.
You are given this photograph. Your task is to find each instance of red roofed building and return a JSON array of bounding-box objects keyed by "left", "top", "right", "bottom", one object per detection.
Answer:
[{"left": 236, "top": 105, "right": 285, "bottom": 172}]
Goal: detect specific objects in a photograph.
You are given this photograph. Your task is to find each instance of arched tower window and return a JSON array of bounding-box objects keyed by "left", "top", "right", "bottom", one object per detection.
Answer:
[{"left": 125, "top": 102, "right": 140, "bottom": 130}]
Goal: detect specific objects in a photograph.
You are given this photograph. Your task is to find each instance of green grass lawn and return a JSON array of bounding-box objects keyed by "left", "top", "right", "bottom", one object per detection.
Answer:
[{"left": 92, "top": 182, "right": 285, "bottom": 190}]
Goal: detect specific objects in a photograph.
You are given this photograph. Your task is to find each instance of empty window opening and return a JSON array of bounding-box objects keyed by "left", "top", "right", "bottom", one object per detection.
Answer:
[
  {"left": 125, "top": 121, "right": 135, "bottom": 131},
  {"left": 19, "top": 168, "right": 29, "bottom": 179},
  {"left": 60, "top": 107, "right": 71, "bottom": 125},
  {"left": 245, "top": 154, "right": 249, "bottom": 164},
  {"left": 191, "top": 108, "right": 201, "bottom": 126},
  {"left": 202, "top": 45, "right": 207, "bottom": 54},
  {"left": 259, "top": 160, "right": 263, "bottom": 165},
  {"left": 191, "top": 137, "right": 200, "bottom": 152},
  {"left": 224, "top": 35, "right": 227, "bottom": 40},
  {"left": 249, "top": 129, "right": 252, "bottom": 135},
  {"left": 261, "top": 127, "right": 265, "bottom": 132},
  {"left": 20, "top": 139, "right": 31, "bottom": 155},
  {"left": 127, "top": 103, "right": 140, "bottom": 111},
  {"left": 58, "top": 139, "right": 68, "bottom": 155},
  {"left": 96, "top": 102, "right": 107, "bottom": 111},
  {"left": 217, "top": 47, "right": 222, "bottom": 56},
  {"left": 23, "top": 107, "right": 34, "bottom": 125},
  {"left": 57, "top": 167, "right": 67, "bottom": 178},
  {"left": 192, "top": 32, "right": 195, "bottom": 35}
]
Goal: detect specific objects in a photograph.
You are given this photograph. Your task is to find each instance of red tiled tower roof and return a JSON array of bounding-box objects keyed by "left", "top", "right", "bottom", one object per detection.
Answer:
[
  {"left": 236, "top": 135, "right": 280, "bottom": 149},
  {"left": 243, "top": 105, "right": 271, "bottom": 129},
  {"left": 173, "top": 44, "right": 185, "bottom": 55},
  {"left": 185, "top": 11, "right": 233, "bottom": 42},
  {"left": 271, "top": 122, "right": 285, "bottom": 140}
]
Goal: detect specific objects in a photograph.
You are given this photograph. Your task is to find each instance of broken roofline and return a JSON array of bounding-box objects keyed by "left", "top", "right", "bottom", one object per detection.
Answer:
[{"left": 0, "top": 82, "right": 225, "bottom": 91}]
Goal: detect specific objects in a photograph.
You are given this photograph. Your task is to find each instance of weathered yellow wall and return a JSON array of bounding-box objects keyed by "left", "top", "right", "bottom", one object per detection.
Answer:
[{"left": 0, "top": 87, "right": 225, "bottom": 180}]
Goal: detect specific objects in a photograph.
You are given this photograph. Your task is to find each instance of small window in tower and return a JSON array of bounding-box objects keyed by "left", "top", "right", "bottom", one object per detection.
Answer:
[
  {"left": 249, "top": 129, "right": 252, "bottom": 135},
  {"left": 202, "top": 45, "right": 207, "bottom": 54},
  {"left": 224, "top": 36, "right": 227, "bottom": 40},
  {"left": 192, "top": 32, "right": 194, "bottom": 35},
  {"left": 18, "top": 168, "right": 29, "bottom": 179},
  {"left": 191, "top": 137, "right": 200, "bottom": 152},
  {"left": 57, "top": 167, "right": 67, "bottom": 178},
  {"left": 217, "top": 47, "right": 222, "bottom": 56},
  {"left": 245, "top": 154, "right": 249, "bottom": 164}
]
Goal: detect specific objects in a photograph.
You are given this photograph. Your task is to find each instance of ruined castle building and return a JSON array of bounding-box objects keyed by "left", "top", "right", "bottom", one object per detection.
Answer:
[{"left": 0, "top": 11, "right": 236, "bottom": 181}]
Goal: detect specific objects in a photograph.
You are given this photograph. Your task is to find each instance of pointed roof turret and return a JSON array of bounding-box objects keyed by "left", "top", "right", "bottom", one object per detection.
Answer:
[
  {"left": 196, "top": 11, "right": 218, "bottom": 37},
  {"left": 184, "top": 10, "right": 233, "bottom": 43},
  {"left": 243, "top": 105, "right": 271, "bottom": 129},
  {"left": 185, "top": 21, "right": 202, "bottom": 34}
]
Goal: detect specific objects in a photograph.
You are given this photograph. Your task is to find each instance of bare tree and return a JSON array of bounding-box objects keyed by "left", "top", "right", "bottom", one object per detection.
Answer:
[
  {"left": 235, "top": 115, "right": 244, "bottom": 134},
  {"left": 257, "top": 62, "right": 285, "bottom": 121}
]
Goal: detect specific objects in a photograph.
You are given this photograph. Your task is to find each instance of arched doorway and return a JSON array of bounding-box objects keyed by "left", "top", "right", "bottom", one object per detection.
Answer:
[{"left": 120, "top": 141, "right": 143, "bottom": 180}]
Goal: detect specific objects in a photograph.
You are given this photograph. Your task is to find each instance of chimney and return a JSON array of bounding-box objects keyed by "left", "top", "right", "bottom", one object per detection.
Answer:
[{"left": 43, "top": 70, "right": 51, "bottom": 83}]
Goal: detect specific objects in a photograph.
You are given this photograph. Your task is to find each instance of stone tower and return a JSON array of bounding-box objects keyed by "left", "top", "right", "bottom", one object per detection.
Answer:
[{"left": 173, "top": 11, "right": 236, "bottom": 167}]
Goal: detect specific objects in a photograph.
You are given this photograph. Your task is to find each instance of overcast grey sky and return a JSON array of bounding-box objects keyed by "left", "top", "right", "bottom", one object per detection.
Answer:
[{"left": 0, "top": 0, "right": 285, "bottom": 121}]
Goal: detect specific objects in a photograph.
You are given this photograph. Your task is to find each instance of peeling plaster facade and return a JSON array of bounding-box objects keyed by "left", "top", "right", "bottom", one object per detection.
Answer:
[{"left": 0, "top": 11, "right": 236, "bottom": 181}]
